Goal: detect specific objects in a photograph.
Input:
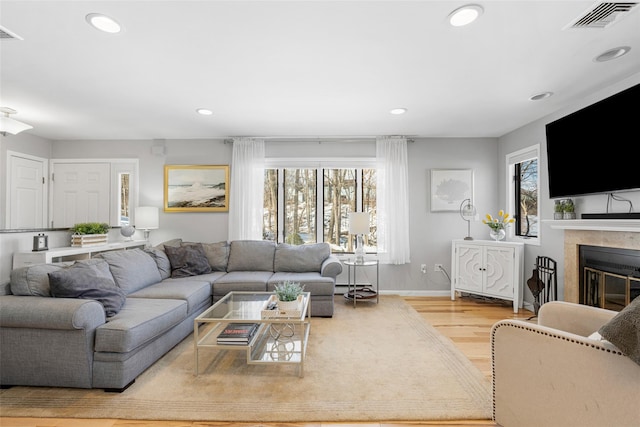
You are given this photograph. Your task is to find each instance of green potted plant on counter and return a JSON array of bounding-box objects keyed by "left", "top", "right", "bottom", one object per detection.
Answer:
[{"left": 70, "top": 222, "right": 110, "bottom": 247}]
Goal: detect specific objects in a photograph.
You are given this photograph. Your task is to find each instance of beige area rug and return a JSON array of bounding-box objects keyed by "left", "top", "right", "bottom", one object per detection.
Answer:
[{"left": 0, "top": 295, "right": 491, "bottom": 422}]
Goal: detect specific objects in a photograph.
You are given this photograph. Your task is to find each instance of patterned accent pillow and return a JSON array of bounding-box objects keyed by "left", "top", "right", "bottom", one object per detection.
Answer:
[{"left": 164, "top": 243, "right": 213, "bottom": 278}]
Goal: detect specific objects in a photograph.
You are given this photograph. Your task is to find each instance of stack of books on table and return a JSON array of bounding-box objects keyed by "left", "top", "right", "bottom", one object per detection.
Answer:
[{"left": 216, "top": 323, "right": 260, "bottom": 345}]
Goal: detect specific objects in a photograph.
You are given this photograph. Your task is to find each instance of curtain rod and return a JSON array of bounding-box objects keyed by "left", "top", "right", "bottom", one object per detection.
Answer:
[{"left": 223, "top": 137, "right": 415, "bottom": 144}]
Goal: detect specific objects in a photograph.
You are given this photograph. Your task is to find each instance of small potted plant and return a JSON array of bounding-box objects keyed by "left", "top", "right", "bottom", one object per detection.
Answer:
[
  {"left": 70, "top": 222, "right": 110, "bottom": 247},
  {"left": 70, "top": 222, "right": 110, "bottom": 235},
  {"left": 554, "top": 200, "right": 564, "bottom": 220},
  {"left": 274, "top": 281, "right": 304, "bottom": 311},
  {"left": 562, "top": 199, "right": 576, "bottom": 220}
]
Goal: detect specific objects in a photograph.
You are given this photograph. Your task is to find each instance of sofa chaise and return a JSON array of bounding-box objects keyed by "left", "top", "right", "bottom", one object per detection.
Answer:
[{"left": 0, "top": 239, "right": 342, "bottom": 391}]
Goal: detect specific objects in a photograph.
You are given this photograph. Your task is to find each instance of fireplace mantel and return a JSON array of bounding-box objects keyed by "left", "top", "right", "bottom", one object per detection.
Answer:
[{"left": 544, "top": 219, "right": 640, "bottom": 233}]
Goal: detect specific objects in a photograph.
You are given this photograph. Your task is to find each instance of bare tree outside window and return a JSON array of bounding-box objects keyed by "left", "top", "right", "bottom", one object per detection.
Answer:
[
  {"left": 263, "top": 167, "right": 377, "bottom": 253},
  {"left": 515, "top": 159, "right": 538, "bottom": 237},
  {"left": 323, "top": 169, "right": 355, "bottom": 251}
]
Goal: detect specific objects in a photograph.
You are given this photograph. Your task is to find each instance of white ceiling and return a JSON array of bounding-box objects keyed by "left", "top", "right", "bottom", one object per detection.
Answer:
[{"left": 1, "top": 0, "right": 639, "bottom": 141}]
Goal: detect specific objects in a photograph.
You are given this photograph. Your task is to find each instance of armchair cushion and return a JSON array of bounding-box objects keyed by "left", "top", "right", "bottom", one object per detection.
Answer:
[{"left": 598, "top": 296, "right": 640, "bottom": 365}]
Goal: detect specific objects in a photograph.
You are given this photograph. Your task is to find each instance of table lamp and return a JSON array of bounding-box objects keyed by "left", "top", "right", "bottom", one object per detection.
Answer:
[
  {"left": 135, "top": 206, "right": 159, "bottom": 243},
  {"left": 349, "top": 212, "right": 370, "bottom": 264}
]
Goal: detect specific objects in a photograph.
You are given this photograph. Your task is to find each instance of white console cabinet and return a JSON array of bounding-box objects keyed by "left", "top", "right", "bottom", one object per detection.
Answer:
[
  {"left": 12, "top": 241, "right": 146, "bottom": 269},
  {"left": 451, "top": 239, "right": 524, "bottom": 313}
]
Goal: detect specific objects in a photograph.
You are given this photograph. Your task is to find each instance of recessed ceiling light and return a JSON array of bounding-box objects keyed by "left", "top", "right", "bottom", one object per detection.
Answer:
[
  {"left": 196, "top": 108, "right": 213, "bottom": 116},
  {"left": 86, "top": 13, "right": 121, "bottom": 33},
  {"left": 594, "top": 46, "right": 631, "bottom": 62},
  {"left": 529, "top": 92, "right": 553, "bottom": 101},
  {"left": 390, "top": 108, "right": 407, "bottom": 115},
  {"left": 448, "top": 4, "right": 484, "bottom": 27}
]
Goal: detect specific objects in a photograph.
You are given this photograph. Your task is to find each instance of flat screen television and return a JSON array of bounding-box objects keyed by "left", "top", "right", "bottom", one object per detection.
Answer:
[{"left": 545, "top": 83, "right": 640, "bottom": 199}]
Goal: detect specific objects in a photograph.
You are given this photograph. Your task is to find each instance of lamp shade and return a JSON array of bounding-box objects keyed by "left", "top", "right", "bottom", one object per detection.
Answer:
[
  {"left": 0, "top": 115, "right": 33, "bottom": 135},
  {"left": 349, "top": 212, "right": 370, "bottom": 235},
  {"left": 135, "top": 206, "right": 159, "bottom": 230}
]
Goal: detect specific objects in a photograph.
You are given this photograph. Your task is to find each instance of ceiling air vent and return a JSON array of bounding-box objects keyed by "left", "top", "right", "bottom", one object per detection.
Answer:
[
  {"left": 566, "top": 1, "right": 639, "bottom": 29},
  {"left": 0, "top": 26, "right": 23, "bottom": 40}
]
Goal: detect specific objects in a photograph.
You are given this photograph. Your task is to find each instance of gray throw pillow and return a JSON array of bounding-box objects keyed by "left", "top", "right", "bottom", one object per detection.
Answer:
[
  {"left": 153, "top": 238, "right": 183, "bottom": 252},
  {"left": 145, "top": 247, "right": 172, "bottom": 279},
  {"left": 73, "top": 258, "right": 114, "bottom": 280},
  {"left": 599, "top": 296, "right": 640, "bottom": 366},
  {"left": 165, "top": 243, "right": 212, "bottom": 278},
  {"left": 48, "top": 263, "right": 126, "bottom": 317},
  {"left": 200, "top": 241, "right": 230, "bottom": 271}
]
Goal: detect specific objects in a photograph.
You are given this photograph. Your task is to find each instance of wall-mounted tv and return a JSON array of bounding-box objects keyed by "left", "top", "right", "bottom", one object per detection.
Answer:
[{"left": 545, "top": 83, "right": 640, "bottom": 199}]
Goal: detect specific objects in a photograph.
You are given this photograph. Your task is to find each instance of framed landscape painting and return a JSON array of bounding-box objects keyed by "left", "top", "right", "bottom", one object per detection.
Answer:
[
  {"left": 164, "top": 165, "right": 230, "bottom": 212},
  {"left": 430, "top": 169, "right": 473, "bottom": 212}
]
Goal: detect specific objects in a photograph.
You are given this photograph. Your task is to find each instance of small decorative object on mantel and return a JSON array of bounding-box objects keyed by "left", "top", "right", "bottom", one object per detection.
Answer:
[
  {"left": 32, "top": 233, "right": 48, "bottom": 252},
  {"left": 483, "top": 210, "right": 515, "bottom": 241},
  {"left": 562, "top": 199, "right": 576, "bottom": 220},
  {"left": 70, "top": 222, "right": 110, "bottom": 247},
  {"left": 554, "top": 200, "right": 564, "bottom": 220}
]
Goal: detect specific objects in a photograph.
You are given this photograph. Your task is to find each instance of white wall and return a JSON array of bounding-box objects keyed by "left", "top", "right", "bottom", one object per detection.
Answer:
[{"left": 0, "top": 136, "right": 500, "bottom": 293}]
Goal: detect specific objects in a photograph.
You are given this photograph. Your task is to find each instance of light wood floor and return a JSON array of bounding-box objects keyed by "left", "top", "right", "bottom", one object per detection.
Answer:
[{"left": 0, "top": 295, "right": 533, "bottom": 427}]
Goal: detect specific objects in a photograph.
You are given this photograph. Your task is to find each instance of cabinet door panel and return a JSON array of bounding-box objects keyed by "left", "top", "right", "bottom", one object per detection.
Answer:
[
  {"left": 455, "top": 245, "right": 483, "bottom": 292},
  {"left": 485, "top": 247, "right": 515, "bottom": 298}
]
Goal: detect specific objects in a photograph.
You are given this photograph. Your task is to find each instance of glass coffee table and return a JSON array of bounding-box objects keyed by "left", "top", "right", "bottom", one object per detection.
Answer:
[{"left": 193, "top": 291, "right": 311, "bottom": 377}]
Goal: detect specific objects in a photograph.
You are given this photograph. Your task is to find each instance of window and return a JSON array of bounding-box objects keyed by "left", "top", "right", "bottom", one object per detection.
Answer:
[
  {"left": 263, "top": 165, "right": 376, "bottom": 253},
  {"left": 118, "top": 172, "right": 130, "bottom": 225},
  {"left": 507, "top": 145, "right": 539, "bottom": 242}
]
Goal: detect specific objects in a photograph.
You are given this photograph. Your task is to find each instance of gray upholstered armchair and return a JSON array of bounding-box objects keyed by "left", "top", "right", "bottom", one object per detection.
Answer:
[{"left": 491, "top": 300, "right": 640, "bottom": 427}]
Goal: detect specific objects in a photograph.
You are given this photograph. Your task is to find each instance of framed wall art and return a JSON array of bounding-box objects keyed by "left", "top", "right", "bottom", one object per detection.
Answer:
[
  {"left": 164, "top": 165, "right": 230, "bottom": 212},
  {"left": 430, "top": 169, "right": 473, "bottom": 212}
]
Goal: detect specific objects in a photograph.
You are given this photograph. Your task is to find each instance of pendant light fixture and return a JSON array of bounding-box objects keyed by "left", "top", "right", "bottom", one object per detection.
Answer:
[{"left": 0, "top": 107, "right": 33, "bottom": 136}]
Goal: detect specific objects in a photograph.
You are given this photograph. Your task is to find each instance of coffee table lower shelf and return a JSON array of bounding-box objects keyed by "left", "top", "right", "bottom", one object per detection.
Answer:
[{"left": 194, "top": 320, "right": 310, "bottom": 377}]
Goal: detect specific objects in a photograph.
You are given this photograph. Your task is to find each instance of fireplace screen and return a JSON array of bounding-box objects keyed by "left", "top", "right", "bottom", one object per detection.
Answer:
[
  {"left": 583, "top": 268, "right": 638, "bottom": 311},
  {"left": 580, "top": 245, "right": 640, "bottom": 311}
]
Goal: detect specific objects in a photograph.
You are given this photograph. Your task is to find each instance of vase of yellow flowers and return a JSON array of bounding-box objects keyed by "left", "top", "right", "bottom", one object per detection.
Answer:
[{"left": 483, "top": 210, "right": 515, "bottom": 241}]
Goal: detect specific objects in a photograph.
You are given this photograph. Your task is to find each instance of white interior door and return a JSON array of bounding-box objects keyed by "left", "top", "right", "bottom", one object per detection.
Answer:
[
  {"left": 7, "top": 151, "right": 48, "bottom": 229},
  {"left": 51, "top": 162, "right": 110, "bottom": 228}
]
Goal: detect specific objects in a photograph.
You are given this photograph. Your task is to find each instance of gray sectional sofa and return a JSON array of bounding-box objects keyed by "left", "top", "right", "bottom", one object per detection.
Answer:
[{"left": 0, "top": 239, "right": 342, "bottom": 391}]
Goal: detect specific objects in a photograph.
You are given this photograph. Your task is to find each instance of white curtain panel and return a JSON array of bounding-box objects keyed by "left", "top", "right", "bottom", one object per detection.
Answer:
[
  {"left": 228, "top": 137, "right": 265, "bottom": 241},
  {"left": 376, "top": 136, "right": 411, "bottom": 264}
]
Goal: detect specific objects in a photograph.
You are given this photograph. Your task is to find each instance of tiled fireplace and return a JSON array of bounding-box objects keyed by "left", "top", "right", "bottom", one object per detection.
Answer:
[{"left": 563, "top": 228, "right": 640, "bottom": 305}]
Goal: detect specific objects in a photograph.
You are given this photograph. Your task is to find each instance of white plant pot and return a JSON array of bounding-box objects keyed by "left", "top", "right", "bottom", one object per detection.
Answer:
[{"left": 277, "top": 298, "right": 301, "bottom": 312}]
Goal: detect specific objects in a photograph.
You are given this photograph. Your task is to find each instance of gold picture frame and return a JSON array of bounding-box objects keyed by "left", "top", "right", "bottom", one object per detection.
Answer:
[{"left": 164, "top": 165, "right": 230, "bottom": 212}]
